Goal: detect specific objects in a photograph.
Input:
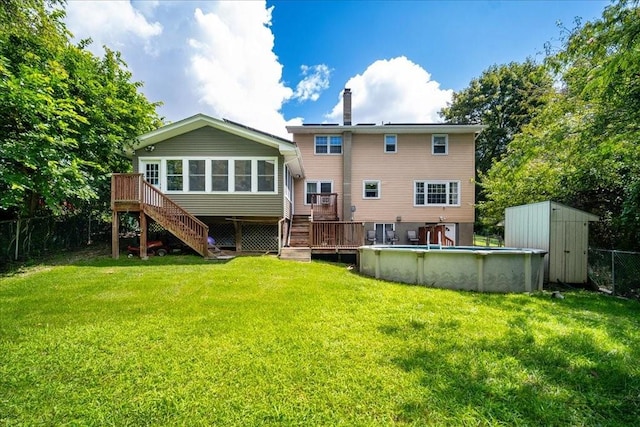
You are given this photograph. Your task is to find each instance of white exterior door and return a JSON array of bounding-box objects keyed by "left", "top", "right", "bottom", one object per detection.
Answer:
[{"left": 141, "top": 160, "right": 160, "bottom": 190}]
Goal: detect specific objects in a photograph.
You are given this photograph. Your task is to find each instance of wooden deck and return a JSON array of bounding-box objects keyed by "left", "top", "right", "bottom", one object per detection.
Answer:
[
  {"left": 111, "top": 173, "right": 209, "bottom": 258},
  {"left": 310, "top": 221, "right": 364, "bottom": 252}
]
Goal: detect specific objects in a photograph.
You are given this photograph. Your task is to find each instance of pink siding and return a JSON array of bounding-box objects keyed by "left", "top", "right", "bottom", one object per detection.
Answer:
[
  {"left": 293, "top": 134, "right": 344, "bottom": 217},
  {"left": 292, "top": 132, "right": 475, "bottom": 223},
  {"left": 351, "top": 133, "right": 474, "bottom": 223}
]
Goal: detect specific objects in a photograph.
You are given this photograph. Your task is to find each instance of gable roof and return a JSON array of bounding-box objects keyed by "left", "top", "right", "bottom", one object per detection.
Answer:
[{"left": 128, "top": 114, "right": 304, "bottom": 177}]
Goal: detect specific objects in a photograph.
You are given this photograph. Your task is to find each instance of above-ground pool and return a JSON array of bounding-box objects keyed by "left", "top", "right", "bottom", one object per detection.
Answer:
[{"left": 358, "top": 245, "right": 547, "bottom": 293}]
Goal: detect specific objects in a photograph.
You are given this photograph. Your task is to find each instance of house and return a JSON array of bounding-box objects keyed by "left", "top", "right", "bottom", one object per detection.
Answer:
[
  {"left": 111, "top": 90, "right": 483, "bottom": 260},
  {"left": 110, "top": 114, "right": 303, "bottom": 258},
  {"left": 286, "top": 89, "right": 484, "bottom": 247}
]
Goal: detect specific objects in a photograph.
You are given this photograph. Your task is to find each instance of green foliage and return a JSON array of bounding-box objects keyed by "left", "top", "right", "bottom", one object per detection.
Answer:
[
  {"left": 0, "top": 0, "right": 161, "bottom": 218},
  {"left": 480, "top": 0, "right": 640, "bottom": 249},
  {"left": 440, "top": 59, "right": 554, "bottom": 182},
  {"left": 1, "top": 256, "right": 639, "bottom": 425}
]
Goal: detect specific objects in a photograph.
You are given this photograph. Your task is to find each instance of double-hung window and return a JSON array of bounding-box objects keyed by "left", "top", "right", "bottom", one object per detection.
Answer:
[
  {"left": 315, "top": 135, "right": 342, "bottom": 154},
  {"left": 211, "top": 160, "right": 229, "bottom": 191},
  {"left": 306, "top": 181, "right": 332, "bottom": 204},
  {"left": 188, "top": 160, "right": 206, "bottom": 191},
  {"left": 384, "top": 135, "right": 397, "bottom": 153},
  {"left": 234, "top": 160, "right": 252, "bottom": 192},
  {"left": 414, "top": 181, "right": 460, "bottom": 206},
  {"left": 156, "top": 158, "right": 277, "bottom": 193},
  {"left": 166, "top": 160, "right": 183, "bottom": 191},
  {"left": 363, "top": 180, "right": 381, "bottom": 199},
  {"left": 432, "top": 134, "right": 448, "bottom": 155},
  {"left": 258, "top": 160, "right": 275, "bottom": 192}
]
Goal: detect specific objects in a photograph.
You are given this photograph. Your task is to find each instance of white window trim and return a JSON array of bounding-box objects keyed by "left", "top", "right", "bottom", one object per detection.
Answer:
[
  {"left": 432, "top": 134, "right": 448, "bottom": 155},
  {"left": 413, "top": 180, "right": 461, "bottom": 207},
  {"left": 384, "top": 134, "right": 397, "bottom": 153},
  {"left": 187, "top": 159, "right": 206, "bottom": 192},
  {"left": 304, "top": 180, "right": 333, "bottom": 205},
  {"left": 314, "top": 135, "right": 343, "bottom": 155},
  {"left": 139, "top": 157, "right": 278, "bottom": 195},
  {"left": 362, "top": 180, "right": 381, "bottom": 199}
]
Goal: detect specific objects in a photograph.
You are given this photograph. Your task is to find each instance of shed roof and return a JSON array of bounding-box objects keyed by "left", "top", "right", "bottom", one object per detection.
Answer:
[{"left": 506, "top": 201, "right": 599, "bottom": 222}]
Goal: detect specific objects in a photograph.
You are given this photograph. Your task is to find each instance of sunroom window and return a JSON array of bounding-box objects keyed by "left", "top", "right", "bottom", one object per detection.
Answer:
[
  {"left": 234, "top": 160, "right": 252, "bottom": 192},
  {"left": 166, "top": 160, "right": 183, "bottom": 191},
  {"left": 258, "top": 160, "right": 275, "bottom": 192},
  {"left": 188, "top": 160, "right": 205, "bottom": 191},
  {"left": 211, "top": 160, "right": 229, "bottom": 191}
]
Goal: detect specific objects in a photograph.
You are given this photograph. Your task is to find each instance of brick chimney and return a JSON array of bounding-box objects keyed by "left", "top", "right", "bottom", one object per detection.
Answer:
[{"left": 343, "top": 88, "right": 352, "bottom": 125}]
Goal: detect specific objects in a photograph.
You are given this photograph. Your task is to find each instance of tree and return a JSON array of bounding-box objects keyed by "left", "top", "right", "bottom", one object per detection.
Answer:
[
  {"left": 0, "top": 0, "right": 161, "bottom": 219},
  {"left": 440, "top": 60, "right": 554, "bottom": 182},
  {"left": 481, "top": 0, "right": 640, "bottom": 249}
]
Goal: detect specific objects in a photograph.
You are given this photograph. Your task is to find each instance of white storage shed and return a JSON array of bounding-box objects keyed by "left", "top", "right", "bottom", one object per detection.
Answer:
[{"left": 504, "top": 201, "right": 599, "bottom": 284}]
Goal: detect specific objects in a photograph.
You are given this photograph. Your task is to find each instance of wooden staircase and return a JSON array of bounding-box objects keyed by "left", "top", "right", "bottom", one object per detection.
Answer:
[
  {"left": 111, "top": 174, "right": 210, "bottom": 258},
  {"left": 289, "top": 215, "right": 311, "bottom": 247},
  {"left": 279, "top": 215, "right": 311, "bottom": 261}
]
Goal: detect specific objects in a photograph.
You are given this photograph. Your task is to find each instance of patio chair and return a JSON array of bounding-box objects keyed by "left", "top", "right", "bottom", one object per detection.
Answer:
[
  {"left": 386, "top": 230, "right": 399, "bottom": 245},
  {"left": 407, "top": 230, "right": 419, "bottom": 245},
  {"left": 366, "top": 230, "right": 377, "bottom": 244}
]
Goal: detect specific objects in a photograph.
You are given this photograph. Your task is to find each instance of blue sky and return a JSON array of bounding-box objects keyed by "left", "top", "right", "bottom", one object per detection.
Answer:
[{"left": 63, "top": 0, "right": 609, "bottom": 138}]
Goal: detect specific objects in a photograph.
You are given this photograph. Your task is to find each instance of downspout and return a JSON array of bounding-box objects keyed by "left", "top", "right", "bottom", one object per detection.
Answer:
[{"left": 278, "top": 217, "right": 286, "bottom": 256}]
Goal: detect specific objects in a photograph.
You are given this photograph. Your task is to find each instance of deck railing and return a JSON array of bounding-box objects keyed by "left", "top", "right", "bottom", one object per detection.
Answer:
[
  {"left": 111, "top": 173, "right": 209, "bottom": 256},
  {"left": 310, "top": 193, "right": 338, "bottom": 221},
  {"left": 111, "top": 173, "right": 142, "bottom": 208},
  {"left": 311, "top": 221, "right": 364, "bottom": 249}
]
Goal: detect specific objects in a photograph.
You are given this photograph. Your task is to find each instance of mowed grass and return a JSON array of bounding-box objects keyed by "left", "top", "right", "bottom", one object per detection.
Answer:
[{"left": 1, "top": 255, "right": 639, "bottom": 426}]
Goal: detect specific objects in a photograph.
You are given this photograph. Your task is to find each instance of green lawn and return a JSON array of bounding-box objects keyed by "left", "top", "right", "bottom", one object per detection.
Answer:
[{"left": 1, "top": 254, "right": 639, "bottom": 426}]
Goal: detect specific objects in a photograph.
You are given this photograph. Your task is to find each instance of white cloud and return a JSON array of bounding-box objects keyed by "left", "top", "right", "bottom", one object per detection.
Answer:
[
  {"left": 293, "top": 64, "right": 331, "bottom": 102},
  {"left": 326, "top": 56, "right": 453, "bottom": 124},
  {"left": 188, "top": 2, "right": 294, "bottom": 138},
  {"left": 64, "top": 0, "right": 162, "bottom": 56}
]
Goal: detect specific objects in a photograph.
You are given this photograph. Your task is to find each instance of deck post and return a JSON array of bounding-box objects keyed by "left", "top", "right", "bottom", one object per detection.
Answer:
[
  {"left": 140, "top": 213, "right": 148, "bottom": 260},
  {"left": 112, "top": 211, "right": 119, "bottom": 259}
]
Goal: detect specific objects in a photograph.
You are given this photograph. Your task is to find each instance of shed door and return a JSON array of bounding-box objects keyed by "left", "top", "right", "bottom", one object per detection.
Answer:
[{"left": 561, "top": 221, "right": 589, "bottom": 283}]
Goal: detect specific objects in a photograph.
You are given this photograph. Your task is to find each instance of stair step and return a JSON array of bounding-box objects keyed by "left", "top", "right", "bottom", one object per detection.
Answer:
[{"left": 280, "top": 247, "right": 311, "bottom": 262}]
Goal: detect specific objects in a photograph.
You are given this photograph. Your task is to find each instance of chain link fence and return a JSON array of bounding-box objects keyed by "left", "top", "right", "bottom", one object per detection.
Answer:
[
  {"left": 588, "top": 248, "right": 640, "bottom": 299},
  {"left": 0, "top": 214, "right": 110, "bottom": 271}
]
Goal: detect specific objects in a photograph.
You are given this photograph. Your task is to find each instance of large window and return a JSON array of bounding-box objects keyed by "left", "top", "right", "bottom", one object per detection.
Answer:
[
  {"left": 189, "top": 160, "right": 205, "bottom": 191},
  {"left": 211, "top": 160, "right": 228, "bottom": 191},
  {"left": 363, "top": 180, "right": 380, "bottom": 199},
  {"left": 156, "top": 157, "right": 277, "bottom": 194},
  {"left": 166, "top": 160, "right": 183, "bottom": 191},
  {"left": 306, "top": 180, "right": 332, "bottom": 204},
  {"left": 432, "top": 135, "right": 448, "bottom": 155},
  {"left": 414, "top": 181, "right": 460, "bottom": 206},
  {"left": 384, "top": 135, "right": 397, "bottom": 153},
  {"left": 315, "top": 135, "right": 343, "bottom": 154},
  {"left": 234, "top": 160, "right": 252, "bottom": 192},
  {"left": 258, "top": 160, "right": 275, "bottom": 192}
]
